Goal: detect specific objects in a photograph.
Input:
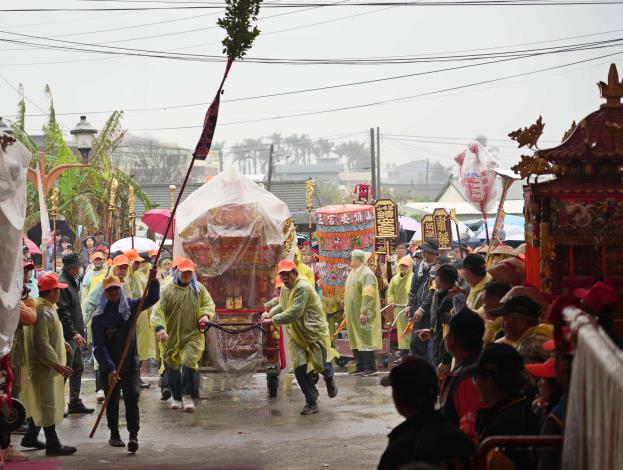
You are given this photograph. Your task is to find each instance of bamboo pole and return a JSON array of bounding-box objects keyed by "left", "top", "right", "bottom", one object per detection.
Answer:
[
  {"left": 128, "top": 186, "right": 135, "bottom": 250},
  {"left": 107, "top": 179, "right": 119, "bottom": 255}
]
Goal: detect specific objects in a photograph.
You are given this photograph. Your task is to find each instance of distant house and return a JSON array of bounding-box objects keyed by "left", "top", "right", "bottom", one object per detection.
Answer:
[{"left": 273, "top": 158, "right": 343, "bottom": 185}]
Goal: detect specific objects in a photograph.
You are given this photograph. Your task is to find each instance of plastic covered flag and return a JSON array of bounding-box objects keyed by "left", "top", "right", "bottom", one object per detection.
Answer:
[{"left": 455, "top": 142, "right": 499, "bottom": 214}]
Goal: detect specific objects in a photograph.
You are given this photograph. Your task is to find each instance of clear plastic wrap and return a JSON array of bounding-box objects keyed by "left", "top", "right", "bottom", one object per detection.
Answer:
[
  {"left": 0, "top": 133, "right": 31, "bottom": 357},
  {"left": 174, "top": 168, "right": 293, "bottom": 309},
  {"left": 454, "top": 142, "right": 499, "bottom": 214}
]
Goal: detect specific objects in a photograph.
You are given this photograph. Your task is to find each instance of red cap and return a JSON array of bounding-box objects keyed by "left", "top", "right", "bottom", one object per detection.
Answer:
[
  {"left": 178, "top": 258, "right": 195, "bottom": 273},
  {"left": 171, "top": 256, "right": 184, "bottom": 269},
  {"left": 574, "top": 281, "right": 618, "bottom": 315},
  {"left": 525, "top": 357, "right": 556, "bottom": 378},
  {"left": 38, "top": 273, "right": 68, "bottom": 291},
  {"left": 277, "top": 259, "right": 297, "bottom": 274}
]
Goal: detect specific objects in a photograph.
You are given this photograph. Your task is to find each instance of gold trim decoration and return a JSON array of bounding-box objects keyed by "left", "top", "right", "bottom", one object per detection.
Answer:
[
  {"left": 511, "top": 155, "right": 556, "bottom": 179},
  {"left": 109, "top": 178, "right": 119, "bottom": 210},
  {"left": 598, "top": 63, "right": 623, "bottom": 108},
  {"left": 562, "top": 121, "right": 576, "bottom": 142},
  {"left": 539, "top": 222, "right": 556, "bottom": 294},
  {"left": 305, "top": 178, "right": 315, "bottom": 213},
  {"left": 50, "top": 187, "right": 60, "bottom": 218},
  {"left": 605, "top": 121, "right": 623, "bottom": 154},
  {"left": 282, "top": 216, "right": 296, "bottom": 256},
  {"left": 508, "top": 116, "right": 545, "bottom": 149}
]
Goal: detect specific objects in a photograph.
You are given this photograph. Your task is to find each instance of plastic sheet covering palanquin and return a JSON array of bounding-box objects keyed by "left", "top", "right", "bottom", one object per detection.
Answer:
[
  {"left": 454, "top": 142, "right": 499, "bottom": 214},
  {"left": 0, "top": 132, "right": 31, "bottom": 357},
  {"left": 174, "top": 168, "right": 293, "bottom": 309},
  {"left": 203, "top": 311, "right": 266, "bottom": 388},
  {"left": 562, "top": 308, "right": 623, "bottom": 470}
]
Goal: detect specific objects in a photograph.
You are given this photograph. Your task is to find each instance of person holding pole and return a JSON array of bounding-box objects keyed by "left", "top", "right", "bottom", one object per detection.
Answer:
[
  {"left": 92, "top": 270, "right": 160, "bottom": 453},
  {"left": 151, "top": 259, "right": 215, "bottom": 412},
  {"left": 386, "top": 255, "right": 413, "bottom": 360}
]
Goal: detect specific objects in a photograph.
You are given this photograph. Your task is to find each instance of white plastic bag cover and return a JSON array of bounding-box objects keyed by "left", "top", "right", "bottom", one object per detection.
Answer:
[
  {"left": 454, "top": 142, "right": 499, "bottom": 214},
  {"left": 0, "top": 132, "right": 31, "bottom": 357},
  {"left": 174, "top": 168, "right": 292, "bottom": 308}
]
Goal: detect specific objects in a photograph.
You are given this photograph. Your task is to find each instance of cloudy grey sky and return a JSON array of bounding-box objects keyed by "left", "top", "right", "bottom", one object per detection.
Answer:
[{"left": 2, "top": 0, "right": 623, "bottom": 173}]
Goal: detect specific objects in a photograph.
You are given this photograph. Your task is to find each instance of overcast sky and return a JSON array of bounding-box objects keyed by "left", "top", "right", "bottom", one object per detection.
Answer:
[{"left": 2, "top": 0, "right": 623, "bottom": 174}]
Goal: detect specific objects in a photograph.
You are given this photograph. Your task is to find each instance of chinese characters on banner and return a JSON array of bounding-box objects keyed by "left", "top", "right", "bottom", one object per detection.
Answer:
[
  {"left": 374, "top": 199, "right": 398, "bottom": 254},
  {"left": 421, "top": 209, "right": 454, "bottom": 249}
]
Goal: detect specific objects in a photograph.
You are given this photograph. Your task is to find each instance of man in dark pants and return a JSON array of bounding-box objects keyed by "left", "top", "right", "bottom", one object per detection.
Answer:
[
  {"left": 407, "top": 239, "right": 439, "bottom": 358},
  {"left": 263, "top": 260, "right": 338, "bottom": 415},
  {"left": 92, "top": 271, "right": 160, "bottom": 453},
  {"left": 57, "top": 253, "right": 93, "bottom": 414}
]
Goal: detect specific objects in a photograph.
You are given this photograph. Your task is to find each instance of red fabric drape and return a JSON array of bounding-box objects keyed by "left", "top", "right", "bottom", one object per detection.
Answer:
[{"left": 525, "top": 244, "right": 541, "bottom": 289}]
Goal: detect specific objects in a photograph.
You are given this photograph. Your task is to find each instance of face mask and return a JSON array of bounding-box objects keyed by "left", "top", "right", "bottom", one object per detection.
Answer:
[{"left": 79, "top": 267, "right": 84, "bottom": 278}]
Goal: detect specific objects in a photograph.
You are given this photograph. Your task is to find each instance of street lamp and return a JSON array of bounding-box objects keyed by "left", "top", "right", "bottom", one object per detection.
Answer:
[
  {"left": 0, "top": 117, "right": 12, "bottom": 135},
  {"left": 70, "top": 115, "right": 97, "bottom": 162}
]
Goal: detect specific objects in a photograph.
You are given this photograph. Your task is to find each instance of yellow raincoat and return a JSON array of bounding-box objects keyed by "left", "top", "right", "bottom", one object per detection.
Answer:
[
  {"left": 125, "top": 267, "right": 156, "bottom": 361},
  {"left": 386, "top": 270, "right": 413, "bottom": 350},
  {"left": 21, "top": 298, "right": 66, "bottom": 427},
  {"left": 466, "top": 273, "right": 492, "bottom": 311},
  {"left": 269, "top": 278, "right": 338, "bottom": 372},
  {"left": 151, "top": 281, "right": 215, "bottom": 370},
  {"left": 295, "top": 248, "right": 316, "bottom": 288},
  {"left": 344, "top": 265, "right": 382, "bottom": 351}
]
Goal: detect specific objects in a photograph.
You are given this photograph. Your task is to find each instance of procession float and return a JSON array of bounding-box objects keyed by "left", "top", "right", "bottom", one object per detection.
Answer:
[{"left": 173, "top": 168, "right": 295, "bottom": 396}]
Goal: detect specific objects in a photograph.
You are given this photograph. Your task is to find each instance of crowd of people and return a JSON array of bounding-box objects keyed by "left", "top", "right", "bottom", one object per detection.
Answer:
[{"left": 5, "top": 232, "right": 618, "bottom": 470}]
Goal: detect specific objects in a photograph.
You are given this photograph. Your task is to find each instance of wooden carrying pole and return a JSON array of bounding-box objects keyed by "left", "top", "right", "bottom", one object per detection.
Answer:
[
  {"left": 305, "top": 178, "right": 315, "bottom": 270},
  {"left": 107, "top": 179, "right": 119, "bottom": 254},
  {"left": 128, "top": 186, "right": 135, "bottom": 250},
  {"left": 50, "top": 187, "right": 59, "bottom": 272}
]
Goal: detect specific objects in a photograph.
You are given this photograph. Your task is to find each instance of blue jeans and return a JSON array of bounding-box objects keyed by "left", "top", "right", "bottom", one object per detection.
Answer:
[{"left": 294, "top": 346, "right": 334, "bottom": 406}]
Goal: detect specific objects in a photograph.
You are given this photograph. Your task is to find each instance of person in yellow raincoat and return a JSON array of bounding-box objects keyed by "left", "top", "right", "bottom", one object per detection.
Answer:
[
  {"left": 124, "top": 249, "right": 156, "bottom": 388},
  {"left": 262, "top": 260, "right": 338, "bottom": 415},
  {"left": 386, "top": 255, "right": 413, "bottom": 358},
  {"left": 20, "top": 274, "right": 76, "bottom": 456},
  {"left": 152, "top": 258, "right": 215, "bottom": 412},
  {"left": 344, "top": 249, "right": 381, "bottom": 376},
  {"left": 295, "top": 247, "right": 315, "bottom": 288}
]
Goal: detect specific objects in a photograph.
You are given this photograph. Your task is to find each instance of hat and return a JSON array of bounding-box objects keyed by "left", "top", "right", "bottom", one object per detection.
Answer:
[
  {"left": 95, "top": 244, "right": 108, "bottom": 254},
  {"left": 500, "top": 286, "right": 549, "bottom": 308},
  {"left": 178, "top": 258, "right": 195, "bottom": 273},
  {"left": 489, "top": 295, "right": 542, "bottom": 318},
  {"left": 525, "top": 357, "right": 556, "bottom": 379},
  {"left": 380, "top": 356, "right": 438, "bottom": 400},
  {"left": 574, "top": 281, "right": 618, "bottom": 316},
  {"left": 277, "top": 259, "right": 297, "bottom": 274},
  {"left": 476, "top": 343, "right": 525, "bottom": 378},
  {"left": 398, "top": 255, "right": 413, "bottom": 268},
  {"left": 38, "top": 273, "right": 68, "bottom": 291},
  {"left": 413, "top": 250, "right": 424, "bottom": 259},
  {"left": 62, "top": 253, "right": 81, "bottom": 269},
  {"left": 91, "top": 251, "right": 106, "bottom": 261},
  {"left": 474, "top": 244, "right": 489, "bottom": 254},
  {"left": 419, "top": 239, "right": 439, "bottom": 256},
  {"left": 23, "top": 259, "right": 35, "bottom": 270},
  {"left": 124, "top": 249, "right": 142, "bottom": 261},
  {"left": 112, "top": 254, "right": 130, "bottom": 266},
  {"left": 171, "top": 256, "right": 184, "bottom": 269},
  {"left": 490, "top": 244, "right": 516, "bottom": 256},
  {"left": 103, "top": 275, "right": 124, "bottom": 291},
  {"left": 83, "top": 235, "right": 96, "bottom": 244},
  {"left": 149, "top": 249, "right": 159, "bottom": 257},
  {"left": 452, "top": 259, "right": 464, "bottom": 269},
  {"left": 487, "top": 258, "right": 525, "bottom": 286},
  {"left": 351, "top": 249, "right": 367, "bottom": 262}
]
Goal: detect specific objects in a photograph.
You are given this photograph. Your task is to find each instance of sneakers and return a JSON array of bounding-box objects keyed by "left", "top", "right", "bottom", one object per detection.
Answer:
[
  {"left": 182, "top": 395, "right": 195, "bottom": 412},
  {"left": 108, "top": 435, "right": 125, "bottom": 448},
  {"left": 138, "top": 380, "right": 151, "bottom": 390},
  {"left": 300, "top": 404, "right": 319, "bottom": 415},
  {"left": 161, "top": 388, "right": 172, "bottom": 401},
  {"left": 45, "top": 445, "right": 77, "bottom": 456},
  {"left": 67, "top": 400, "right": 94, "bottom": 414},
  {"left": 362, "top": 369, "right": 379, "bottom": 377},
  {"left": 5, "top": 445, "right": 29, "bottom": 461},
  {"left": 127, "top": 433, "right": 139, "bottom": 454},
  {"left": 325, "top": 377, "right": 338, "bottom": 398},
  {"left": 170, "top": 399, "right": 182, "bottom": 410},
  {"left": 20, "top": 438, "right": 46, "bottom": 450},
  {"left": 96, "top": 390, "right": 105, "bottom": 403},
  {"left": 348, "top": 369, "right": 365, "bottom": 376}
]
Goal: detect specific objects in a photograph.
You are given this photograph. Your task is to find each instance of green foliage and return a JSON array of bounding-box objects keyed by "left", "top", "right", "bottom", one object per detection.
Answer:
[
  {"left": 217, "top": 0, "right": 262, "bottom": 60},
  {"left": 317, "top": 181, "right": 347, "bottom": 205}
]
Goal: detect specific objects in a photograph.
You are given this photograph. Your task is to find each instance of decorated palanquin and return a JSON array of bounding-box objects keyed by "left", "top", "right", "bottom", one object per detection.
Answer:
[
  {"left": 512, "top": 64, "right": 623, "bottom": 300},
  {"left": 316, "top": 204, "right": 375, "bottom": 298},
  {"left": 174, "top": 168, "right": 294, "bottom": 309}
]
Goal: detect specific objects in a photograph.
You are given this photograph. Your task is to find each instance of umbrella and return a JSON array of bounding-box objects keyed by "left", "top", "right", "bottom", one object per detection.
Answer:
[
  {"left": 476, "top": 224, "right": 524, "bottom": 241},
  {"left": 142, "top": 208, "right": 174, "bottom": 239},
  {"left": 110, "top": 237, "right": 159, "bottom": 253},
  {"left": 398, "top": 215, "right": 419, "bottom": 232},
  {"left": 462, "top": 214, "right": 525, "bottom": 231},
  {"left": 23, "top": 237, "right": 41, "bottom": 255}
]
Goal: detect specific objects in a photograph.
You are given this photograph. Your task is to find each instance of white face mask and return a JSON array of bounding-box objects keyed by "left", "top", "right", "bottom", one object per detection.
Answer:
[{"left": 79, "top": 267, "right": 84, "bottom": 278}]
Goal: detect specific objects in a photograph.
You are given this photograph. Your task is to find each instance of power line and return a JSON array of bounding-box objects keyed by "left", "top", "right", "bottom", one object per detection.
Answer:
[{"left": 124, "top": 49, "right": 623, "bottom": 130}]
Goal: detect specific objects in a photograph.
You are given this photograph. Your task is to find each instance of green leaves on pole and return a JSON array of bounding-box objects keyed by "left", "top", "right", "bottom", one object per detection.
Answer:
[{"left": 217, "top": 0, "right": 262, "bottom": 61}]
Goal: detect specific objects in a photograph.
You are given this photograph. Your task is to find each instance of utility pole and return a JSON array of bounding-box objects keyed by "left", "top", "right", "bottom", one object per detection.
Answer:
[
  {"left": 267, "top": 144, "right": 274, "bottom": 191},
  {"left": 376, "top": 127, "right": 381, "bottom": 198},
  {"left": 426, "top": 158, "right": 430, "bottom": 186},
  {"left": 370, "top": 128, "right": 376, "bottom": 200}
]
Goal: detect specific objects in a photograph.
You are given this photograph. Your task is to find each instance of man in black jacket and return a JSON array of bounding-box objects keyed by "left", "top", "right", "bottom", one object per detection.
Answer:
[
  {"left": 407, "top": 239, "right": 439, "bottom": 358},
  {"left": 378, "top": 356, "right": 475, "bottom": 470},
  {"left": 58, "top": 253, "right": 93, "bottom": 414}
]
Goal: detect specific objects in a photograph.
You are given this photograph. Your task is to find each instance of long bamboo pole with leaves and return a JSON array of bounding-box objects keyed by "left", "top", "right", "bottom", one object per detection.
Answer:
[{"left": 90, "top": 0, "right": 263, "bottom": 438}]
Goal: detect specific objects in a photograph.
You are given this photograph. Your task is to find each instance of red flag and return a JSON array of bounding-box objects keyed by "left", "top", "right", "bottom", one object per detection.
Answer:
[{"left": 193, "top": 59, "right": 233, "bottom": 160}]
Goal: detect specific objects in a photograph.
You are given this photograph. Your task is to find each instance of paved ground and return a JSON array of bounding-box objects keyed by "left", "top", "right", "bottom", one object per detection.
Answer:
[{"left": 19, "top": 371, "right": 400, "bottom": 470}]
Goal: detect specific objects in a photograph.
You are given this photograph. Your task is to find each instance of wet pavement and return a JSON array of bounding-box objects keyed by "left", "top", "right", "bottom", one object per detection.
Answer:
[{"left": 21, "top": 370, "right": 400, "bottom": 470}]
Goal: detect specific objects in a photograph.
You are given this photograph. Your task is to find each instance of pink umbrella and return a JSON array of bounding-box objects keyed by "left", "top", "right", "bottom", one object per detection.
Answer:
[
  {"left": 142, "top": 209, "right": 175, "bottom": 239},
  {"left": 23, "top": 237, "right": 41, "bottom": 255}
]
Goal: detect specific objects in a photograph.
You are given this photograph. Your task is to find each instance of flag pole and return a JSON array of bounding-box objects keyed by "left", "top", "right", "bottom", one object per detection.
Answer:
[{"left": 50, "top": 187, "right": 59, "bottom": 272}]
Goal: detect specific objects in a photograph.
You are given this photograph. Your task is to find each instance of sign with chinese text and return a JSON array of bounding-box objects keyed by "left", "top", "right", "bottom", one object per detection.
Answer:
[
  {"left": 374, "top": 237, "right": 397, "bottom": 255},
  {"left": 432, "top": 208, "right": 453, "bottom": 249},
  {"left": 374, "top": 199, "right": 398, "bottom": 238},
  {"left": 421, "top": 215, "right": 436, "bottom": 242}
]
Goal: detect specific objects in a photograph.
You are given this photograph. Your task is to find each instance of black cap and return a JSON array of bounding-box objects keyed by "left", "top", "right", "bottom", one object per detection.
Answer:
[
  {"left": 420, "top": 239, "right": 439, "bottom": 256},
  {"left": 448, "top": 307, "right": 485, "bottom": 342},
  {"left": 452, "top": 259, "right": 464, "bottom": 269},
  {"left": 475, "top": 343, "right": 525, "bottom": 380},
  {"left": 489, "top": 295, "right": 541, "bottom": 318},
  {"left": 413, "top": 250, "right": 424, "bottom": 259},
  {"left": 380, "top": 356, "right": 438, "bottom": 398},
  {"left": 62, "top": 253, "right": 80, "bottom": 269}
]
